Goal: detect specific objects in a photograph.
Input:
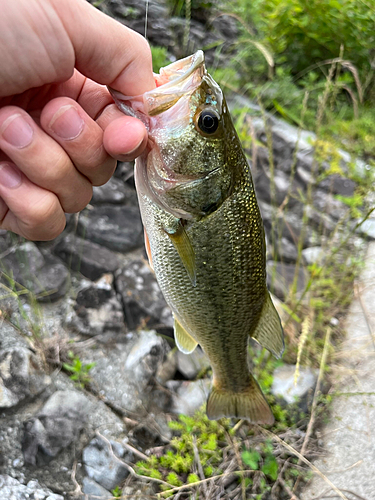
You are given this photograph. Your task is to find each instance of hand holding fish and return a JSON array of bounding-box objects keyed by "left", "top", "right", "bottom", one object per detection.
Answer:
[{"left": 0, "top": 0, "right": 155, "bottom": 240}]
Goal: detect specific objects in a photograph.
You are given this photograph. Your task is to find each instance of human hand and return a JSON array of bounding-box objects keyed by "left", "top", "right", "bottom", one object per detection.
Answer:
[{"left": 0, "top": 0, "right": 155, "bottom": 240}]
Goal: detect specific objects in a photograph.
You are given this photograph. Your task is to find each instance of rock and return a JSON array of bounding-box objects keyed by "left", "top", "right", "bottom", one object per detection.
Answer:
[
  {"left": 129, "top": 413, "right": 172, "bottom": 447},
  {"left": 82, "top": 436, "right": 132, "bottom": 491},
  {"left": 273, "top": 236, "right": 299, "bottom": 263},
  {"left": 168, "top": 379, "right": 211, "bottom": 416},
  {"left": 77, "top": 205, "right": 143, "bottom": 253},
  {"left": 91, "top": 176, "right": 136, "bottom": 205},
  {"left": 121, "top": 485, "right": 155, "bottom": 500},
  {"left": 53, "top": 233, "right": 122, "bottom": 281},
  {"left": 312, "top": 190, "right": 349, "bottom": 220},
  {"left": 266, "top": 261, "right": 307, "bottom": 300},
  {"left": 0, "top": 242, "right": 69, "bottom": 302},
  {"left": 115, "top": 259, "right": 173, "bottom": 332},
  {"left": 22, "top": 390, "right": 92, "bottom": 466},
  {"left": 0, "top": 328, "right": 51, "bottom": 408},
  {"left": 82, "top": 330, "right": 166, "bottom": 414},
  {"left": 176, "top": 348, "right": 210, "bottom": 380},
  {"left": 254, "top": 168, "right": 303, "bottom": 208},
  {"left": 302, "top": 246, "right": 325, "bottom": 265},
  {"left": 156, "top": 349, "right": 177, "bottom": 385},
  {"left": 68, "top": 275, "right": 126, "bottom": 341},
  {"left": 0, "top": 475, "right": 64, "bottom": 500},
  {"left": 318, "top": 174, "right": 356, "bottom": 197},
  {"left": 82, "top": 477, "right": 112, "bottom": 500},
  {"left": 356, "top": 218, "right": 375, "bottom": 240},
  {"left": 271, "top": 364, "right": 318, "bottom": 404}
]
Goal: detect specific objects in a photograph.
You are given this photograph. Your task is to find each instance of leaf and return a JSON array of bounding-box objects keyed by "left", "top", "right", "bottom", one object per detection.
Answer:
[
  {"left": 261, "top": 455, "right": 278, "bottom": 481},
  {"left": 241, "top": 449, "right": 261, "bottom": 470}
]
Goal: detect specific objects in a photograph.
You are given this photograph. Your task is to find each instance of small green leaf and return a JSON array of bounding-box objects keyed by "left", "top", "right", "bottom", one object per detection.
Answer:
[
  {"left": 241, "top": 449, "right": 261, "bottom": 470},
  {"left": 261, "top": 455, "right": 278, "bottom": 481}
]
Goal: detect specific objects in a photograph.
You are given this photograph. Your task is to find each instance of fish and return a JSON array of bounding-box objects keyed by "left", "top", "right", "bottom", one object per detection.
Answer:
[{"left": 109, "top": 51, "right": 284, "bottom": 425}]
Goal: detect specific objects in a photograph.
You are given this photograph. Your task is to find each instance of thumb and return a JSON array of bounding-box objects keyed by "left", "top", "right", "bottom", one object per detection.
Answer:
[{"left": 54, "top": 0, "right": 156, "bottom": 95}]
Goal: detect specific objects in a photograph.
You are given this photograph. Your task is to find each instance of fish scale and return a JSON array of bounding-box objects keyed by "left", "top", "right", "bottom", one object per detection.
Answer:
[{"left": 110, "top": 51, "right": 284, "bottom": 424}]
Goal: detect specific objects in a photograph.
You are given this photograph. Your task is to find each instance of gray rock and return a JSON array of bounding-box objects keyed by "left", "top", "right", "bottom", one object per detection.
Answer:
[
  {"left": 169, "top": 379, "right": 211, "bottom": 416},
  {"left": 0, "top": 346, "right": 51, "bottom": 409},
  {"left": 271, "top": 364, "right": 318, "bottom": 404},
  {"left": 82, "top": 436, "right": 132, "bottom": 491},
  {"left": 356, "top": 218, "right": 375, "bottom": 240},
  {"left": 91, "top": 176, "right": 135, "bottom": 205},
  {"left": 82, "top": 477, "right": 112, "bottom": 500},
  {"left": 53, "top": 233, "right": 122, "bottom": 281},
  {"left": 313, "top": 190, "right": 349, "bottom": 220},
  {"left": 0, "top": 475, "right": 64, "bottom": 500},
  {"left": 176, "top": 348, "right": 210, "bottom": 380},
  {"left": 254, "top": 168, "right": 303, "bottom": 208},
  {"left": 22, "top": 390, "right": 92, "bottom": 465},
  {"left": 121, "top": 484, "right": 155, "bottom": 500},
  {"left": 318, "top": 174, "right": 356, "bottom": 197},
  {"left": 156, "top": 349, "right": 177, "bottom": 385},
  {"left": 115, "top": 259, "right": 173, "bottom": 332},
  {"left": 0, "top": 242, "right": 69, "bottom": 302},
  {"left": 68, "top": 275, "right": 126, "bottom": 340},
  {"left": 82, "top": 330, "right": 166, "bottom": 414},
  {"left": 267, "top": 261, "right": 307, "bottom": 300},
  {"left": 77, "top": 205, "right": 143, "bottom": 253},
  {"left": 129, "top": 413, "right": 172, "bottom": 447},
  {"left": 302, "top": 246, "right": 325, "bottom": 265}
]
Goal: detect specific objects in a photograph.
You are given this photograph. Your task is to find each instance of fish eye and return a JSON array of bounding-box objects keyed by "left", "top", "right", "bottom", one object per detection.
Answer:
[{"left": 196, "top": 109, "right": 220, "bottom": 135}]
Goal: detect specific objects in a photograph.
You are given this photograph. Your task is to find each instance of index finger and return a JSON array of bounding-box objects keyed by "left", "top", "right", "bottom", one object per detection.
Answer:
[{"left": 53, "top": 0, "right": 156, "bottom": 96}]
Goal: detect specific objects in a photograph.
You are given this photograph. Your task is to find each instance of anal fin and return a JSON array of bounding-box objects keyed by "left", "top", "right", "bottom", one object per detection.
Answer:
[
  {"left": 206, "top": 375, "right": 274, "bottom": 425},
  {"left": 174, "top": 316, "right": 198, "bottom": 354},
  {"left": 251, "top": 292, "right": 284, "bottom": 358}
]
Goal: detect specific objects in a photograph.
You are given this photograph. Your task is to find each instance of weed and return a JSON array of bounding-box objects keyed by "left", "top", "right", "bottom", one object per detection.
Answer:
[
  {"left": 62, "top": 351, "right": 96, "bottom": 388},
  {"left": 111, "top": 485, "right": 122, "bottom": 498}
]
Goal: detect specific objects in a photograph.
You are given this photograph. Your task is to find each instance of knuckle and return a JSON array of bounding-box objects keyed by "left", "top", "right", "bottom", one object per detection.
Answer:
[
  {"left": 66, "top": 185, "right": 92, "bottom": 213},
  {"left": 24, "top": 193, "right": 64, "bottom": 238}
]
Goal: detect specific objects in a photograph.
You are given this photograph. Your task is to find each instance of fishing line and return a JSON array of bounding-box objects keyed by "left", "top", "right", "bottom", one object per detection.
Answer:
[{"left": 144, "top": 0, "right": 149, "bottom": 41}]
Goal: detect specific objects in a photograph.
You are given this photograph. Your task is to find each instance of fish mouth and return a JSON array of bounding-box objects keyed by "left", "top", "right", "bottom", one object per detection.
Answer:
[{"left": 108, "top": 51, "right": 206, "bottom": 122}]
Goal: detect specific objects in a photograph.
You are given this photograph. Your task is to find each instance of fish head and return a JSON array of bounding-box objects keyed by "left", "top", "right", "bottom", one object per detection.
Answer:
[{"left": 110, "top": 51, "right": 237, "bottom": 219}]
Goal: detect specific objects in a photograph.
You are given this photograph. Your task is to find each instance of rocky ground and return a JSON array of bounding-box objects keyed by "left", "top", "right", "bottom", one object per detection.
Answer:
[{"left": 1, "top": 1, "right": 375, "bottom": 499}]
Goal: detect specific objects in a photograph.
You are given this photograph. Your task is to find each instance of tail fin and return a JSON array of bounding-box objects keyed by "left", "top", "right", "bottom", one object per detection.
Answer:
[{"left": 206, "top": 376, "right": 274, "bottom": 425}]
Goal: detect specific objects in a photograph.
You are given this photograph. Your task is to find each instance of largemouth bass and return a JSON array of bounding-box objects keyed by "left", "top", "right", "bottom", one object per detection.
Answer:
[{"left": 110, "top": 51, "right": 284, "bottom": 424}]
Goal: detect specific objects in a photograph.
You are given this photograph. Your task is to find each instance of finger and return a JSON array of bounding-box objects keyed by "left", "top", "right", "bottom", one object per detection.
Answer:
[
  {"left": 0, "top": 162, "right": 66, "bottom": 240},
  {"left": 0, "top": 106, "right": 92, "bottom": 213},
  {"left": 40, "top": 97, "right": 116, "bottom": 186},
  {"left": 54, "top": 0, "right": 156, "bottom": 95},
  {"left": 102, "top": 115, "right": 148, "bottom": 161}
]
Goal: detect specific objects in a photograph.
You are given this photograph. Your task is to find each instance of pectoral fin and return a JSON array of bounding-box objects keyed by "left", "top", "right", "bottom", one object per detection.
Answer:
[
  {"left": 251, "top": 293, "right": 284, "bottom": 358},
  {"left": 165, "top": 222, "right": 196, "bottom": 286},
  {"left": 174, "top": 316, "right": 198, "bottom": 354}
]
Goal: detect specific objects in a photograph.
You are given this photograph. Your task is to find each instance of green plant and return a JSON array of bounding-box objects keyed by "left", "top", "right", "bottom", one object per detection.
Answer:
[
  {"left": 111, "top": 485, "right": 122, "bottom": 498},
  {"left": 62, "top": 351, "right": 96, "bottom": 388},
  {"left": 150, "top": 45, "right": 170, "bottom": 73}
]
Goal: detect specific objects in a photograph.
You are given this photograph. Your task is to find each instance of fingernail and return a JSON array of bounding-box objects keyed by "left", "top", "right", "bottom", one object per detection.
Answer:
[
  {"left": 1, "top": 114, "right": 33, "bottom": 148},
  {"left": 50, "top": 106, "right": 84, "bottom": 140},
  {"left": 125, "top": 137, "right": 145, "bottom": 156},
  {"left": 0, "top": 163, "right": 22, "bottom": 189}
]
